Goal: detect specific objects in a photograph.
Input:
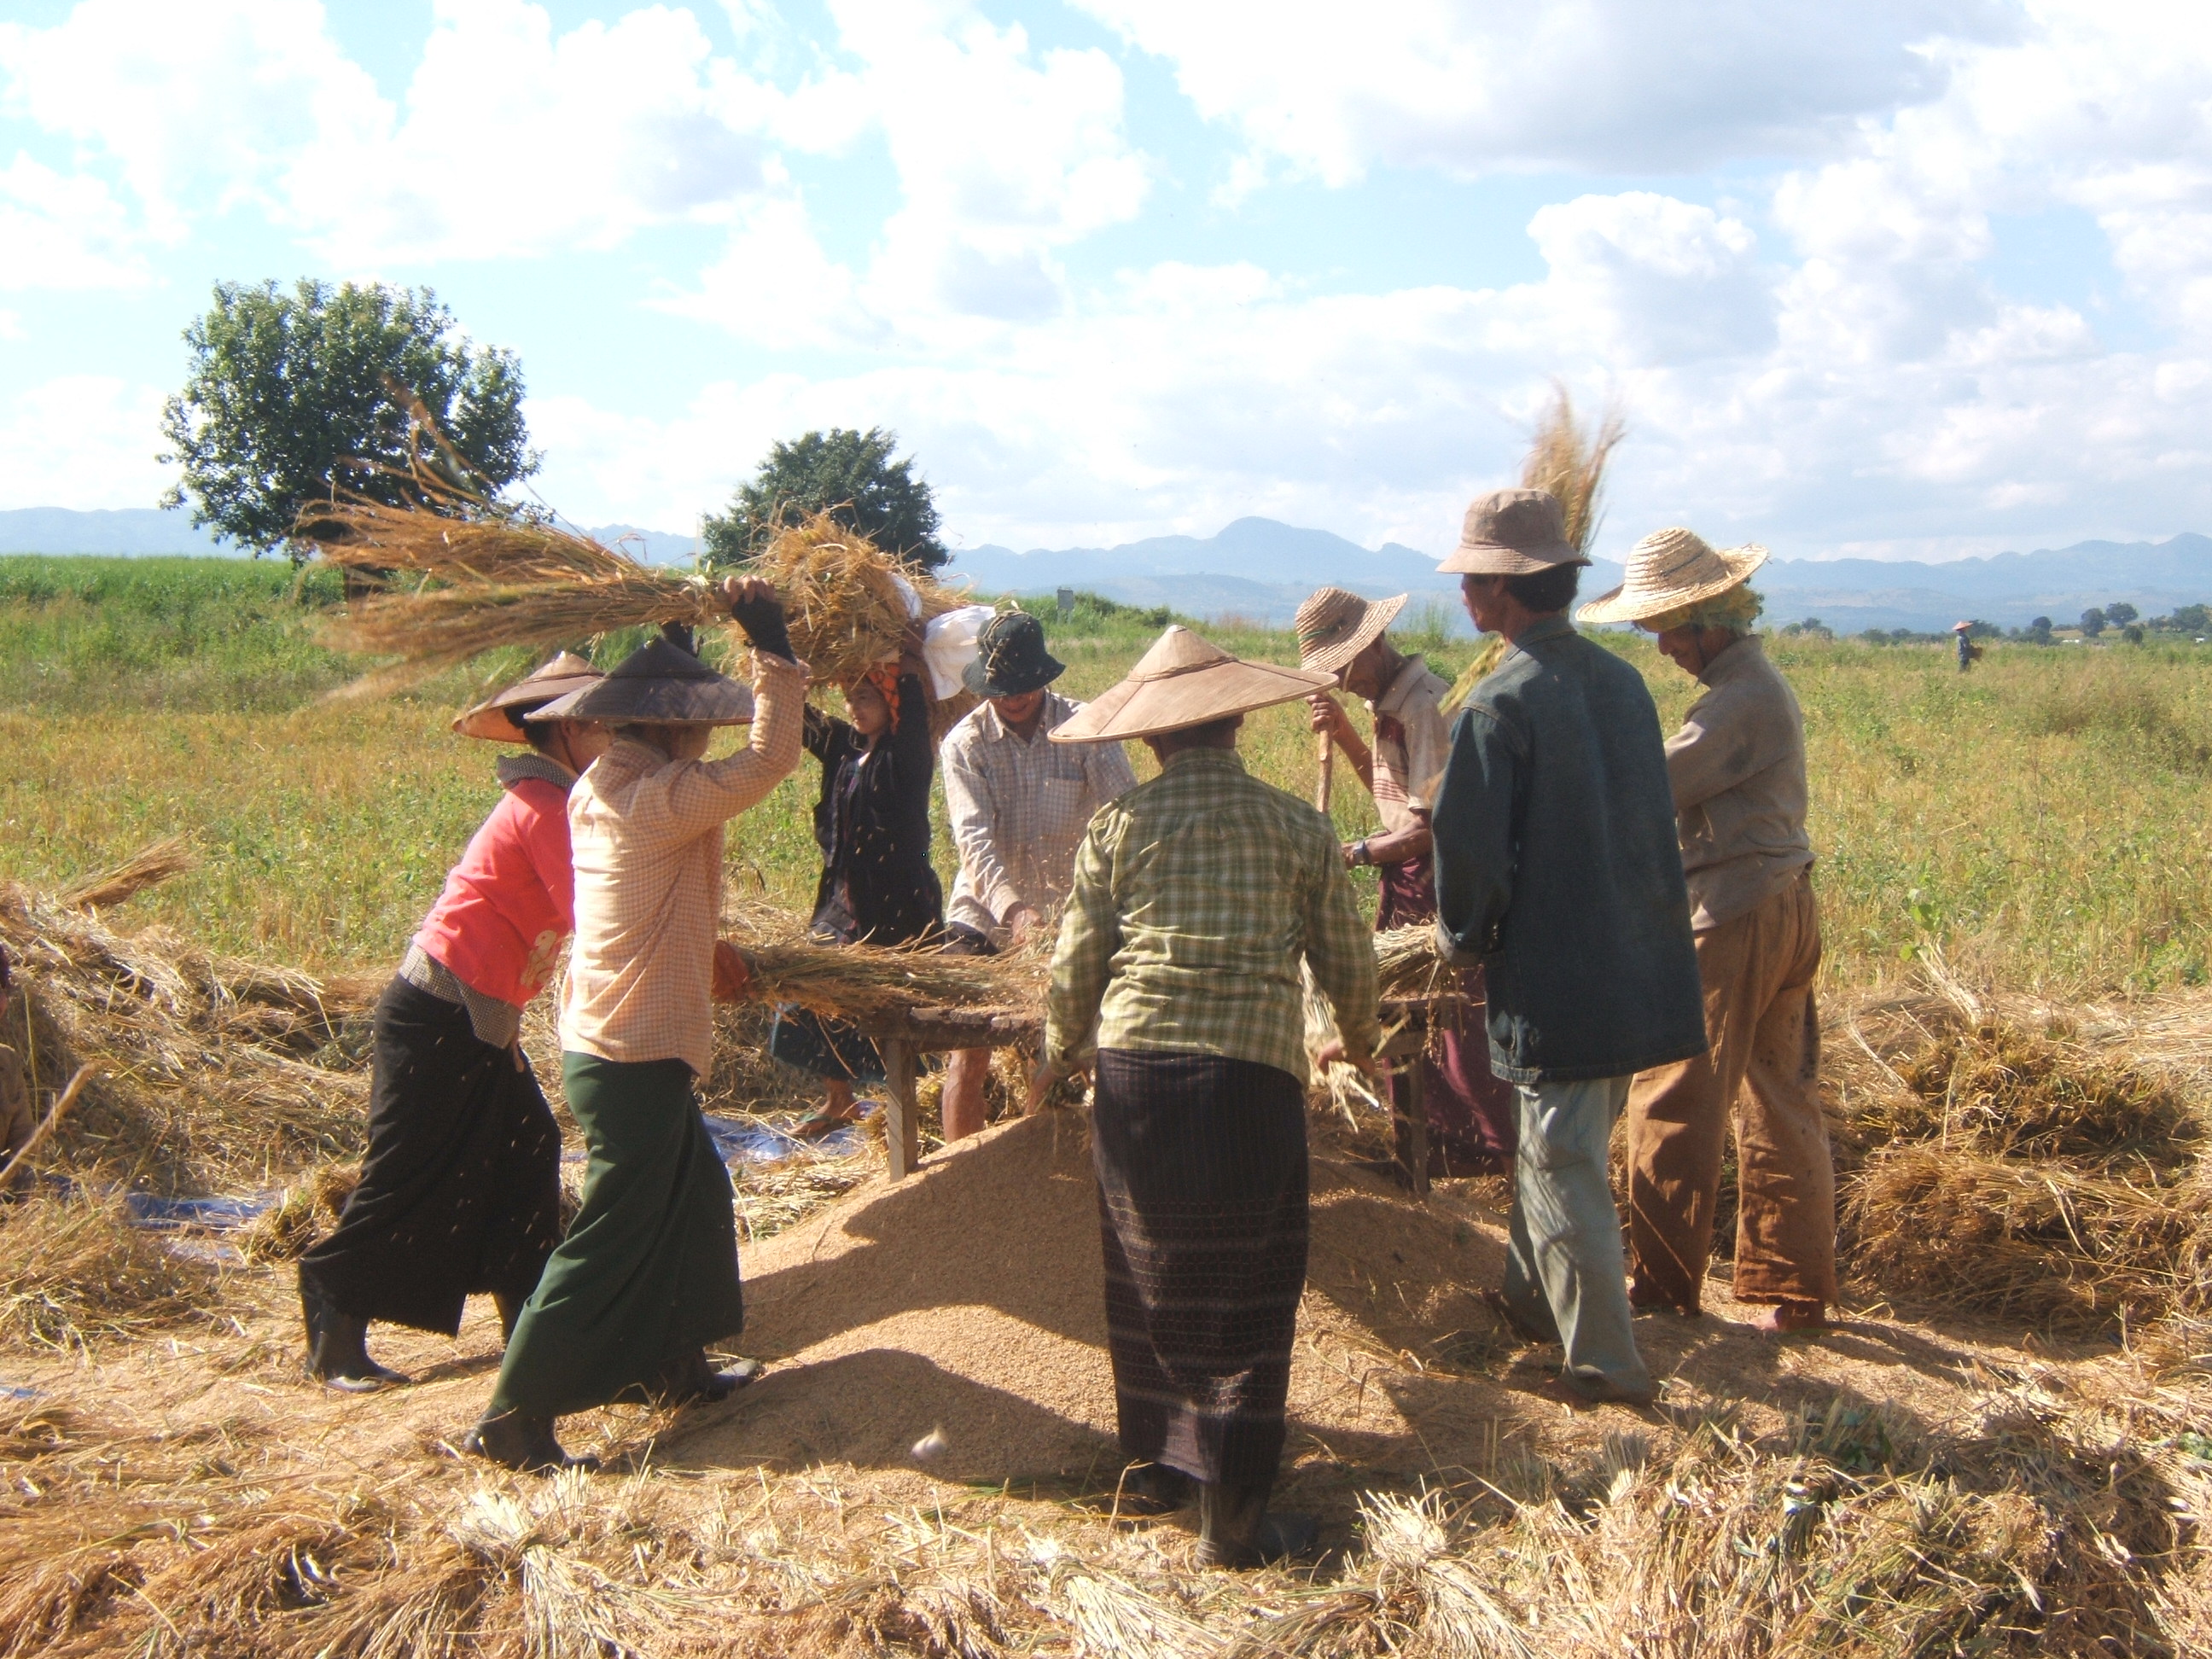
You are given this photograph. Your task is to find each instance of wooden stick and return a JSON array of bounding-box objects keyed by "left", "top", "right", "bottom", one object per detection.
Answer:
[
  {"left": 0, "top": 1063, "right": 96, "bottom": 1188},
  {"left": 1315, "top": 731, "right": 1335, "bottom": 813}
]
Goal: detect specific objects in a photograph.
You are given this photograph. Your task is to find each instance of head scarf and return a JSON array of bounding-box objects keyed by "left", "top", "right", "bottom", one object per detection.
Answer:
[
  {"left": 1641, "top": 582, "right": 1764, "bottom": 636},
  {"left": 858, "top": 666, "right": 904, "bottom": 731}
]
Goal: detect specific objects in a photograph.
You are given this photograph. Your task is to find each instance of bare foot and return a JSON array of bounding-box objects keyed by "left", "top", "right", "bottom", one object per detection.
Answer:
[{"left": 1745, "top": 1300, "right": 1829, "bottom": 1334}]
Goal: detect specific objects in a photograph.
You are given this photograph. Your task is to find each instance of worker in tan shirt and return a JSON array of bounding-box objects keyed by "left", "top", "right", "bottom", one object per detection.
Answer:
[
  {"left": 467, "top": 580, "right": 807, "bottom": 1473},
  {"left": 1580, "top": 529, "right": 1834, "bottom": 1335}
]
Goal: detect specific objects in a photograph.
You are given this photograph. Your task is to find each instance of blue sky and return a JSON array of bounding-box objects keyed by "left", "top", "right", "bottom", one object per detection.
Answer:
[{"left": 3, "top": 0, "right": 2208, "bottom": 563}]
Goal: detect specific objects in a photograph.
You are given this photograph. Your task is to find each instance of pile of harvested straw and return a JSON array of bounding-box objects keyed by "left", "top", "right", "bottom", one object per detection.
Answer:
[
  {"left": 1837, "top": 983, "right": 2212, "bottom": 1335},
  {"left": 722, "top": 900, "right": 1047, "bottom": 1027},
  {"left": 0, "top": 1190, "right": 224, "bottom": 1348},
  {"left": 0, "top": 846, "right": 370, "bottom": 1191},
  {"left": 309, "top": 495, "right": 977, "bottom": 705}
]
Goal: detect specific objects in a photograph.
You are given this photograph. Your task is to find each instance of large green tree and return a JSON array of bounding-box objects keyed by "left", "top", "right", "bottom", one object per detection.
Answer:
[
  {"left": 702, "top": 427, "right": 946, "bottom": 571},
  {"left": 160, "top": 279, "right": 536, "bottom": 561}
]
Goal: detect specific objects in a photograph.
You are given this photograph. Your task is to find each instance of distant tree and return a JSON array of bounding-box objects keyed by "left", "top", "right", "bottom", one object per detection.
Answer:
[
  {"left": 1964, "top": 619, "right": 2000, "bottom": 639},
  {"left": 160, "top": 279, "right": 535, "bottom": 562},
  {"left": 2122, "top": 623, "right": 2146, "bottom": 644},
  {"left": 2104, "top": 601, "right": 2139, "bottom": 627},
  {"left": 2023, "top": 615, "right": 2054, "bottom": 645},
  {"left": 2080, "top": 607, "right": 2107, "bottom": 637},
  {"left": 2173, "top": 602, "right": 2212, "bottom": 634},
  {"left": 1781, "top": 616, "right": 1833, "bottom": 639},
  {"left": 702, "top": 427, "right": 946, "bottom": 571}
]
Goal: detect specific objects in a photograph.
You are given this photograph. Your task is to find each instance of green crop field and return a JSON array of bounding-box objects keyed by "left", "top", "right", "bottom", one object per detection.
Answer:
[{"left": 2, "top": 555, "right": 2209, "bottom": 994}]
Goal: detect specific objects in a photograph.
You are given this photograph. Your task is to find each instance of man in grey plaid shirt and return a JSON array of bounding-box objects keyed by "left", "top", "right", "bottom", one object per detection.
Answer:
[{"left": 938, "top": 611, "right": 1135, "bottom": 1139}]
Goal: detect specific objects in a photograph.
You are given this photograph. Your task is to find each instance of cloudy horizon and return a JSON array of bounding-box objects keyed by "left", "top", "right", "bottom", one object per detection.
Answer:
[{"left": 3, "top": 1, "right": 2209, "bottom": 566}]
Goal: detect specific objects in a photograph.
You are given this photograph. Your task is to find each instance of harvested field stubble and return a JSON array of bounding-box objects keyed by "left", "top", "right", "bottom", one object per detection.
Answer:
[{"left": 0, "top": 1189, "right": 223, "bottom": 1347}]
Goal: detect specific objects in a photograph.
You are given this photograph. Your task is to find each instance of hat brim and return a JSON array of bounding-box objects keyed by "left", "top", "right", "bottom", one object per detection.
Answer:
[
  {"left": 451, "top": 673, "right": 606, "bottom": 742},
  {"left": 1050, "top": 658, "right": 1334, "bottom": 743},
  {"left": 1437, "top": 539, "right": 1589, "bottom": 575},
  {"left": 1300, "top": 591, "right": 1408, "bottom": 676},
  {"left": 534, "top": 680, "right": 756, "bottom": 726},
  {"left": 1575, "top": 544, "right": 1767, "bottom": 626},
  {"left": 963, "top": 649, "right": 1066, "bottom": 698}
]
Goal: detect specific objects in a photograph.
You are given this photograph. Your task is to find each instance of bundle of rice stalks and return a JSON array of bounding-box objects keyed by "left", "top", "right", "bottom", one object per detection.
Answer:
[
  {"left": 1442, "top": 381, "right": 1624, "bottom": 714},
  {"left": 310, "top": 490, "right": 976, "bottom": 707},
  {"left": 1838, "top": 999, "right": 2212, "bottom": 1335},
  {"left": 723, "top": 902, "right": 1047, "bottom": 1026},
  {"left": 52, "top": 836, "right": 196, "bottom": 913},
  {"left": 237, "top": 1159, "right": 361, "bottom": 1263},
  {"left": 1374, "top": 924, "right": 1454, "bottom": 1003},
  {"left": 0, "top": 1190, "right": 224, "bottom": 1348},
  {"left": 0, "top": 854, "right": 370, "bottom": 1191}
]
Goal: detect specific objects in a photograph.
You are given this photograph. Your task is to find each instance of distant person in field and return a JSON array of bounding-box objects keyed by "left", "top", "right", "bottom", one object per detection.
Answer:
[
  {"left": 1299, "top": 585, "right": 1517, "bottom": 1177},
  {"left": 1953, "top": 620, "right": 1977, "bottom": 672},
  {"left": 467, "top": 591, "right": 805, "bottom": 1474},
  {"left": 295, "top": 653, "right": 608, "bottom": 1392},
  {"left": 767, "top": 626, "right": 945, "bottom": 1138},
  {"left": 938, "top": 610, "right": 1136, "bottom": 1140},
  {"left": 1430, "top": 489, "right": 1706, "bottom": 1407},
  {"left": 0, "top": 945, "right": 32, "bottom": 1195},
  {"left": 1033, "top": 626, "right": 1376, "bottom": 1569},
  {"left": 1580, "top": 531, "right": 1835, "bottom": 1333}
]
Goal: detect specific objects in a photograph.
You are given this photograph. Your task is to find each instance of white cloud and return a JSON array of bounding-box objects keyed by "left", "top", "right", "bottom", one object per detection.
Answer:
[
  {"left": 1072, "top": 0, "right": 2014, "bottom": 184},
  {"left": 0, "top": 154, "right": 149, "bottom": 289},
  {"left": 0, "top": 376, "right": 170, "bottom": 509}
]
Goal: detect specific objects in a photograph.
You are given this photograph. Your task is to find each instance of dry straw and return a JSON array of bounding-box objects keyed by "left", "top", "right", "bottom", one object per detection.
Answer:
[{"left": 721, "top": 900, "right": 1046, "bottom": 1027}]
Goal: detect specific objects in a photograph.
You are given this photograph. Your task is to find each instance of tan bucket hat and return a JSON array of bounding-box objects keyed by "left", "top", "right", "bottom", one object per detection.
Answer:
[
  {"left": 1051, "top": 626, "right": 1334, "bottom": 744},
  {"left": 533, "top": 634, "right": 756, "bottom": 727},
  {"left": 1576, "top": 527, "right": 1768, "bottom": 626},
  {"left": 1294, "top": 586, "right": 1407, "bottom": 677},
  {"left": 1438, "top": 488, "right": 1586, "bottom": 575},
  {"left": 452, "top": 651, "right": 605, "bottom": 742}
]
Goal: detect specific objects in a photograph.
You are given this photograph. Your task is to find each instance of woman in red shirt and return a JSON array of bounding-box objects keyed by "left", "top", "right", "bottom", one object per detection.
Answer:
[{"left": 297, "top": 655, "right": 607, "bottom": 1390}]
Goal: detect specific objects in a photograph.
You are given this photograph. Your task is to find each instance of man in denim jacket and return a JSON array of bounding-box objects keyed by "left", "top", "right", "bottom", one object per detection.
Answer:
[{"left": 1430, "top": 489, "right": 1707, "bottom": 1406}]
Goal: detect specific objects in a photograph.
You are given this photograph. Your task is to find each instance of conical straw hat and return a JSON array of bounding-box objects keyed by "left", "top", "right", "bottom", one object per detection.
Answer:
[
  {"left": 453, "top": 651, "right": 605, "bottom": 742},
  {"left": 1576, "top": 527, "right": 1767, "bottom": 626},
  {"left": 533, "top": 635, "right": 756, "bottom": 726},
  {"left": 1051, "top": 626, "right": 1334, "bottom": 743}
]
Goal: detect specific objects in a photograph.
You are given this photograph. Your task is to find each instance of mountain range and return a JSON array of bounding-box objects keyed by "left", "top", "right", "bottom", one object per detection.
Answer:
[{"left": 5, "top": 506, "right": 2208, "bottom": 636}]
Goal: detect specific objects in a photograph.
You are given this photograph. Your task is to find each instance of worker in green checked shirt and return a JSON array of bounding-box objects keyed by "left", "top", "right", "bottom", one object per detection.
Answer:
[{"left": 1027, "top": 625, "right": 1379, "bottom": 1572}]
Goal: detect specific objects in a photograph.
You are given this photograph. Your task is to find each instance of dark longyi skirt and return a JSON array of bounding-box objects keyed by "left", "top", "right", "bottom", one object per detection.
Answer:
[
  {"left": 487, "top": 1053, "right": 745, "bottom": 1418},
  {"left": 1091, "top": 1048, "right": 1308, "bottom": 1488},
  {"left": 299, "top": 977, "right": 562, "bottom": 1336},
  {"left": 1377, "top": 857, "right": 1518, "bottom": 1169}
]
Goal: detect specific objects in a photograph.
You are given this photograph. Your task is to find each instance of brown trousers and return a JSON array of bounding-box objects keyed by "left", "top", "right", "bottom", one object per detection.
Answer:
[{"left": 1625, "top": 870, "right": 1837, "bottom": 1310}]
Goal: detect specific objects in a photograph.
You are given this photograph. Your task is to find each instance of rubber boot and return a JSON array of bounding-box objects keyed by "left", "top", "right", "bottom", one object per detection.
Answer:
[
  {"left": 1113, "top": 1461, "right": 1193, "bottom": 1516},
  {"left": 299, "top": 1269, "right": 410, "bottom": 1392},
  {"left": 1196, "top": 1478, "right": 1318, "bottom": 1569},
  {"left": 463, "top": 1410, "right": 596, "bottom": 1474},
  {"left": 614, "top": 1348, "right": 765, "bottom": 1406}
]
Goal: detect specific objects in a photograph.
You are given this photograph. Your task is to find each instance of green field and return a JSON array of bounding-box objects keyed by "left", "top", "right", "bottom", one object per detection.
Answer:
[{"left": 3, "top": 555, "right": 2209, "bottom": 994}]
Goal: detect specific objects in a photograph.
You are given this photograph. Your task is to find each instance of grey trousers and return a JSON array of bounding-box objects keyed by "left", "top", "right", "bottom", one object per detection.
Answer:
[{"left": 1500, "top": 1075, "right": 1652, "bottom": 1397}]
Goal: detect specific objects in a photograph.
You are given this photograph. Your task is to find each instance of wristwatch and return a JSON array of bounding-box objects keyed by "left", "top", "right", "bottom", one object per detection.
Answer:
[{"left": 1353, "top": 839, "right": 1371, "bottom": 867}]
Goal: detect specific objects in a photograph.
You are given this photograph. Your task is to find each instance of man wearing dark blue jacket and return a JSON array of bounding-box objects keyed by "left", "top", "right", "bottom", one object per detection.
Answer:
[{"left": 1430, "top": 489, "right": 1707, "bottom": 1406}]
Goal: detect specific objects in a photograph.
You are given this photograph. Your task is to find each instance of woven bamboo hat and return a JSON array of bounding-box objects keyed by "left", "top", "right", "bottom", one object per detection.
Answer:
[
  {"left": 452, "top": 652, "right": 605, "bottom": 742},
  {"left": 1577, "top": 527, "right": 1767, "bottom": 626},
  {"left": 1438, "top": 488, "right": 1585, "bottom": 575},
  {"left": 1295, "top": 586, "right": 1407, "bottom": 677},
  {"left": 533, "top": 632, "right": 755, "bottom": 726},
  {"left": 1051, "top": 626, "right": 1334, "bottom": 744}
]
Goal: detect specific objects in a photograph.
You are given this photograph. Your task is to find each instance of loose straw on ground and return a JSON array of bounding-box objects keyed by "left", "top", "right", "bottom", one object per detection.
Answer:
[{"left": 0, "top": 1063, "right": 94, "bottom": 1188}]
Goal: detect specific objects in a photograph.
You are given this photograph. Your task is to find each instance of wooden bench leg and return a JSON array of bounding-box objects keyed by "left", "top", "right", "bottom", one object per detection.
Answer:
[
  {"left": 1394, "top": 1054, "right": 1430, "bottom": 1198},
  {"left": 879, "top": 1038, "right": 921, "bottom": 1180}
]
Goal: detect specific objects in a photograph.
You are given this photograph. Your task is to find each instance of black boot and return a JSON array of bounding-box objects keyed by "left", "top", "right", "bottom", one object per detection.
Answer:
[
  {"left": 299, "top": 1270, "right": 410, "bottom": 1392},
  {"left": 463, "top": 1410, "right": 596, "bottom": 1474},
  {"left": 614, "top": 1348, "right": 765, "bottom": 1406},
  {"left": 1109, "top": 1462, "right": 1193, "bottom": 1516},
  {"left": 1196, "top": 1478, "right": 1318, "bottom": 1569}
]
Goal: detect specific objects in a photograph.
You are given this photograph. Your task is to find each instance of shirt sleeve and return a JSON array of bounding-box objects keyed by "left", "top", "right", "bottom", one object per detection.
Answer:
[
  {"left": 1088, "top": 736, "right": 1139, "bottom": 804},
  {"left": 1301, "top": 817, "right": 1380, "bottom": 1061},
  {"left": 635, "top": 649, "right": 809, "bottom": 841},
  {"left": 514, "top": 786, "right": 577, "bottom": 933},
  {"left": 888, "top": 672, "right": 935, "bottom": 800},
  {"left": 943, "top": 733, "right": 1021, "bottom": 925},
  {"left": 1430, "top": 703, "right": 1522, "bottom": 963},
  {"left": 1664, "top": 681, "right": 1790, "bottom": 812},
  {"left": 1400, "top": 694, "right": 1453, "bottom": 818},
  {"left": 1045, "top": 810, "right": 1122, "bottom": 1072}
]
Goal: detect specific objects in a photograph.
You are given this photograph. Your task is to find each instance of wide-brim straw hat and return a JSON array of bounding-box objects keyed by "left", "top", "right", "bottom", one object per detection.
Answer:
[
  {"left": 1295, "top": 586, "right": 1407, "bottom": 677},
  {"left": 1051, "top": 625, "right": 1334, "bottom": 744},
  {"left": 452, "top": 651, "right": 605, "bottom": 742},
  {"left": 1577, "top": 527, "right": 1769, "bottom": 626},
  {"left": 1437, "top": 487, "right": 1586, "bottom": 575},
  {"left": 534, "top": 635, "right": 756, "bottom": 726}
]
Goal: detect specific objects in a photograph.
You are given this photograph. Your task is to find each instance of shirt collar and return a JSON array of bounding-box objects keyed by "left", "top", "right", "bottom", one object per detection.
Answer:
[
  {"left": 1697, "top": 632, "right": 1765, "bottom": 689},
  {"left": 1161, "top": 744, "right": 1247, "bottom": 777},
  {"left": 496, "top": 752, "right": 579, "bottom": 791},
  {"left": 1509, "top": 614, "right": 1576, "bottom": 655},
  {"left": 1373, "top": 653, "right": 1430, "bottom": 717}
]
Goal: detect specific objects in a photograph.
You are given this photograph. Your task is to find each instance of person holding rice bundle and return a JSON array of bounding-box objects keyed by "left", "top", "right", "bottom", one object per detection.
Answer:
[
  {"left": 1032, "top": 626, "right": 1377, "bottom": 1569},
  {"left": 1298, "top": 585, "right": 1517, "bottom": 1177},
  {"left": 768, "top": 628, "right": 945, "bottom": 1138},
  {"left": 296, "top": 652, "right": 607, "bottom": 1391},
  {"left": 466, "top": 585, "right": 806, "bottom": 1473},
  {"left": 1429, "top": 489, "right": 1707, "bottom": 1407},
  {"left": 937, "top": 610, "right": 1137, "bottom": 1141},
  {"left": 1579, "top": 529, "right": 1836, "bottom": 1333}
]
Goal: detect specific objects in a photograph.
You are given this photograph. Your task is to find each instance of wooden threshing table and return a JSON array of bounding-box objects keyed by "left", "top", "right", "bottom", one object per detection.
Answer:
[{"left": 862, "top": 1006, "right": 1041, "bottom": 1179}]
